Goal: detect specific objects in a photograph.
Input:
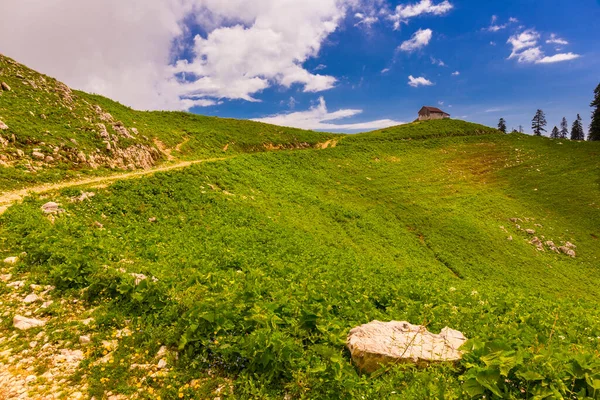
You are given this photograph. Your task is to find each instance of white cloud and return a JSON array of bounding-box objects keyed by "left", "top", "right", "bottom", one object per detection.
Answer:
[
  {"left": 389, "top": 0, "right": 453, "bottom": 29},
  {"left": 408, "top": 75, "right": 433, "bottom": 87},
  {"left": 507, "top": 29, "right": 540, "bottom": 57},
  {"left": 536, "top": 52, "right": 580, "bottom": 64},
  {"left": 485, "top": 15, "right": 517, "bottom": 32},
  {"left": 451, "top": 71, "right": 460, "bottom": 76},
  {"left": 354, "top": 12, "right": 378, "bottom": 27},
  {"left": 507, "top": 28, "right": 580, "bottom": 64},
  {"left": 0, "top": 0, "right": 354, "bottom": 111},
  {"left": 253, "top": 97, "right": 403, "bottom": 131},
  {"left": 546, "top": 33, "right": 568, "bottom": 45},
  {"left": 431, "top": 57, "right": 446, "bottom": 66},
  {"left": 381, "top": 68, "right": 391, "bottom": 74},
  {"left": 399, "top": 29, "right": 433, "bottom": 52}
]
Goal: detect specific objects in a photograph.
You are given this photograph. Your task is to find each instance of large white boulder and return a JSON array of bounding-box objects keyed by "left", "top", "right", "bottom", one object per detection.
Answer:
[{"left": 347, "top": 321, "right": 467, "bottom": 372}]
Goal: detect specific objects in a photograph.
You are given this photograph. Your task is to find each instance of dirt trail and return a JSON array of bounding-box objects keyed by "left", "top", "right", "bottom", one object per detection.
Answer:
[{"left": 0, "top": 157, "right": 227, "bottom": 215}]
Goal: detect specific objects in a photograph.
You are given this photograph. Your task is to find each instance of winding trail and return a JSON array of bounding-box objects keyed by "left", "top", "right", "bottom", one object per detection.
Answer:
[{"left": 0, "top": 157, "right": 228, "bottom": 215}]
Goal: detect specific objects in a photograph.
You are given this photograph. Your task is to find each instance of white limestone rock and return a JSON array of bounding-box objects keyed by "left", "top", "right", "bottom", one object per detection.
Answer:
[{"left": 347, "top": 321, "right": 467, "bottom": 373}]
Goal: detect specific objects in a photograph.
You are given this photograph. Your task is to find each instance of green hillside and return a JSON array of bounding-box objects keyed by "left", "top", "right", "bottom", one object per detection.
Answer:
[
  {"left": 1, "top": 58, "right": 600, "bottom": 399},
  {"left": 0, "top": 53, "right": 336, "bottom": 192}
]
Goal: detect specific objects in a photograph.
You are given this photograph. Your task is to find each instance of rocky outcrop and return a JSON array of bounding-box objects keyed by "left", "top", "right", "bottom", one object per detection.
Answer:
[{"left": 347, "top": 321, "right": 467, "bottom": 373}]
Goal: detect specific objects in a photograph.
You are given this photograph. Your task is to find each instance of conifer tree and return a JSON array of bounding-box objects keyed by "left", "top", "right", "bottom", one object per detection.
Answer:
[
  {"left": 560, "top": 117, "right": 569, "bottom": 139},
  {"left": 551, "top": 126, "right": 560, "bottom": 139},
  {"left": 589, "top": 83, "right": 600, "bottom": 141},
  {"left": 498, "top": 118, "right": 507, "bottom": 133},
  {"left": 531, "top": 109, "right": 547, "bottom": 136},
  {"left": 571, "top": 114, "right": 585, "bottom": 140}
]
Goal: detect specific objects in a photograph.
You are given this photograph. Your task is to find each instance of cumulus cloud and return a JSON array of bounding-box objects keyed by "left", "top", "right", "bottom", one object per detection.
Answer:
[
  {"left": 253, "top": 97, "right": 403, "bottom": 131},
  {"left": 399, "top": 29, "right": 433, "bottom": 52},
  {"left": 451, "top": 71, "right": 460, "bottom": 76},
  {"left": 389, "top": 0, "right": 453, "bottom": 29},
  {"left": 408, "top": 75, "right": 433, "bottom": 87},
  {"left": 507, "top": 28, "right": 580, "bottom": 64},
  {"left": 0, "top": 0, "right": 354, "bottom": 111}
]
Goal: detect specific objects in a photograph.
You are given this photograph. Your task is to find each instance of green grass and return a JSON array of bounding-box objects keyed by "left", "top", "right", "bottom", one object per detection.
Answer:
[{"left": 2, "top": 121, "right": 599, "bottom": 398}]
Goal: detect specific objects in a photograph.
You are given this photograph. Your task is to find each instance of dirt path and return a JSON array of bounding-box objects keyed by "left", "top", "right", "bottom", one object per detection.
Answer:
[{"left": 0, "top": 157, "right": 227, "bottom": 215}]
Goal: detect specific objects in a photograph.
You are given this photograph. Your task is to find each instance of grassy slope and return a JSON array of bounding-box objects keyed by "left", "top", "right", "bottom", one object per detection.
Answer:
[
  {"left": 0, "top": 53, "right": 336, "bottom": 191},
  {"left": 1, "top": 120, "right": 599, "bottom": 399}
]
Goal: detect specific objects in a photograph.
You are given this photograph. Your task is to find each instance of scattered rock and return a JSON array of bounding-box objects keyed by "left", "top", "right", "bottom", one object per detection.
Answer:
[
  {"left": 545, "top": 241, "right": 559, "bottom": 253},
  {"left": 1, "top": 82, "right": 11, "bottom": 91},
  {"left": 71, "top": 192, "right": 95, "bottom": 202},
  {"left": 13, "top": 315, "right": 46, "bottom": 330},
  {"left": 346, "top": 321, "right": 467, "bottom": 373},
  {"left": 559, "top": 246, "right": 576, "bottom": 258},
  {"left": 41, "top": 300, "right": 54, "bottom": 309},
  {"left": 148, "top": 217, "right": 157, "bottom": 223},
  {"left": 0, "top": 273, "right": 12, "bottom": 282},
  {"left": 23, "top": 293, "right": 40, "bottom": 304},
  {"left": 32, "top": 151, "right": 45, "bottom": 160},
  {"left": 81, "top": 318, "right": 94, "bottom": 326},
  {"left": 530, "top": 237, "right": 544, "bottom": 251},
  {"left": 156, "top": 346, "right": 168, "bottom": 358},
  {"left": 79, "top": 335, "right": 91, "bottom": 345},
  {"left": 41, "top": 202, "right": 64, "bottom": 214},
  {"left": 3, "top": 256, "right": 18, "bottom": 264},
  {"left": 0, "top": 120, "right": 8, "bottom": 130},
  {"left": 7, "top": 280, "right": 25, "bottom": 288},
  {"left": 93, "top": 221, "right": 104, "bottom": 229},
  {"left": 157, "top": 359, "right": 167, "bottom": 369},
  {"left": 507, "top": 236, "right": 513, "bottom": 241},
  {"left": 526, "top": 229, "right": 536, "bottom": 235}
]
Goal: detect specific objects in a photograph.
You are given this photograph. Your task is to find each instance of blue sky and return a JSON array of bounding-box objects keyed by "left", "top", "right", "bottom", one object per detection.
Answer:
[{"left": 1, "top": 0, "right": 599, "bottom": 133}]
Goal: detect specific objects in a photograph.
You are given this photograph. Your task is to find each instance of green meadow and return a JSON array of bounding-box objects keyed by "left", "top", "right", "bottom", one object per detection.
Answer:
[{"left": 2, "top": 118, "right": 600, "bottom": 398}]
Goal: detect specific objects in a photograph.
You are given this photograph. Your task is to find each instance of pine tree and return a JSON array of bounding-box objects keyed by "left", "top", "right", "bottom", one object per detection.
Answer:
[
  {"left": 498, "top": 118, "right": 507, "bottom": 133},
  {"left": 571, "top": 114, "right": 585, "bottom": 140},
  {"left": 589, "top": 83, "right": 600, "bottom": 141},
  {"left": 550, "top": 126, "right": 560, "bottom": 139},
  {"left": 531, "top": 109, "right": 547, "bottom": 136},
  {"left": 560, "top": 117, "right": 569, "bottom": 139}
]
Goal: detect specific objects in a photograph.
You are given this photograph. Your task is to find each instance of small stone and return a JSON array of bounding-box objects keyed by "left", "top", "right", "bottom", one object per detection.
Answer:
[
  {"left": 41, "top": 300, "right": 54, "bottom": 309},
  {"left": 507, "top": 236, "right": 513, "bottom": 241},
  {"left": 1, "top": 82, "right": 11, "bottom": 91},
  {"left": 157, "top": 358, "right": 167, "bottom": 369},
  {"left": 41, "top": 202, "right": 63, "bottom": 214},
  {"left": 7, "top": 280, "right": 25, "bottom": 288},
  {"left": 25, "top": 375, "right": 37, "bottom": 384},
  {"left": 156, "top": 346, "right": 167, "bottom": 358},
  {"left": 44, "top": 156, "right": 54, "bottom": 163},
  {"left": 81, "top": 318, "right": 94, "bottom": 326},
  {"left": 23, "top": 293, "right": 40, "bottom": 304},
  {"left": 13, "top": 315, "right": 46, "bottom": 330},
  {"left": 29, "top": 341, "right": 38, "bottom": 348},
  {"left": 525, "top": 229, "right": 536, "bottom": 235},
  {"left": 32, "top": 151, "right": 45, "bottom": 160},
  {"left": 3, "top": 256, "right": 18, "bottom": 264},
  {"left": 0, "top": 273, "right": 12, "bottom": 282},
  {"left": 79, "top": 335, "right": 91, "bottom": 345},
  {"left": 0, "top": 120, "right": 8, "bottom": 130},
  {"left": 93, "top": 221, "right": 104, "bottom": 229},
  {"left": 148, "top": 217, "right": 157, "bottom": 223}
]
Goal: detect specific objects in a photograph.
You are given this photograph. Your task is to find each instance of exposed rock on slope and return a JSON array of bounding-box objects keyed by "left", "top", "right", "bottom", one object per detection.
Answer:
[
  {"left": 347, "top": 321, "right": 467, "bottom": 372},
  {"left": 0, "top": 53, "right": 160, "bottom": 172}
]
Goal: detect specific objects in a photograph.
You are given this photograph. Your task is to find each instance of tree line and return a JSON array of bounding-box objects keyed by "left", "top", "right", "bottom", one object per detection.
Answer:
[{"left": 496, "top": 83, "right": 600, "bottom": 141}]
